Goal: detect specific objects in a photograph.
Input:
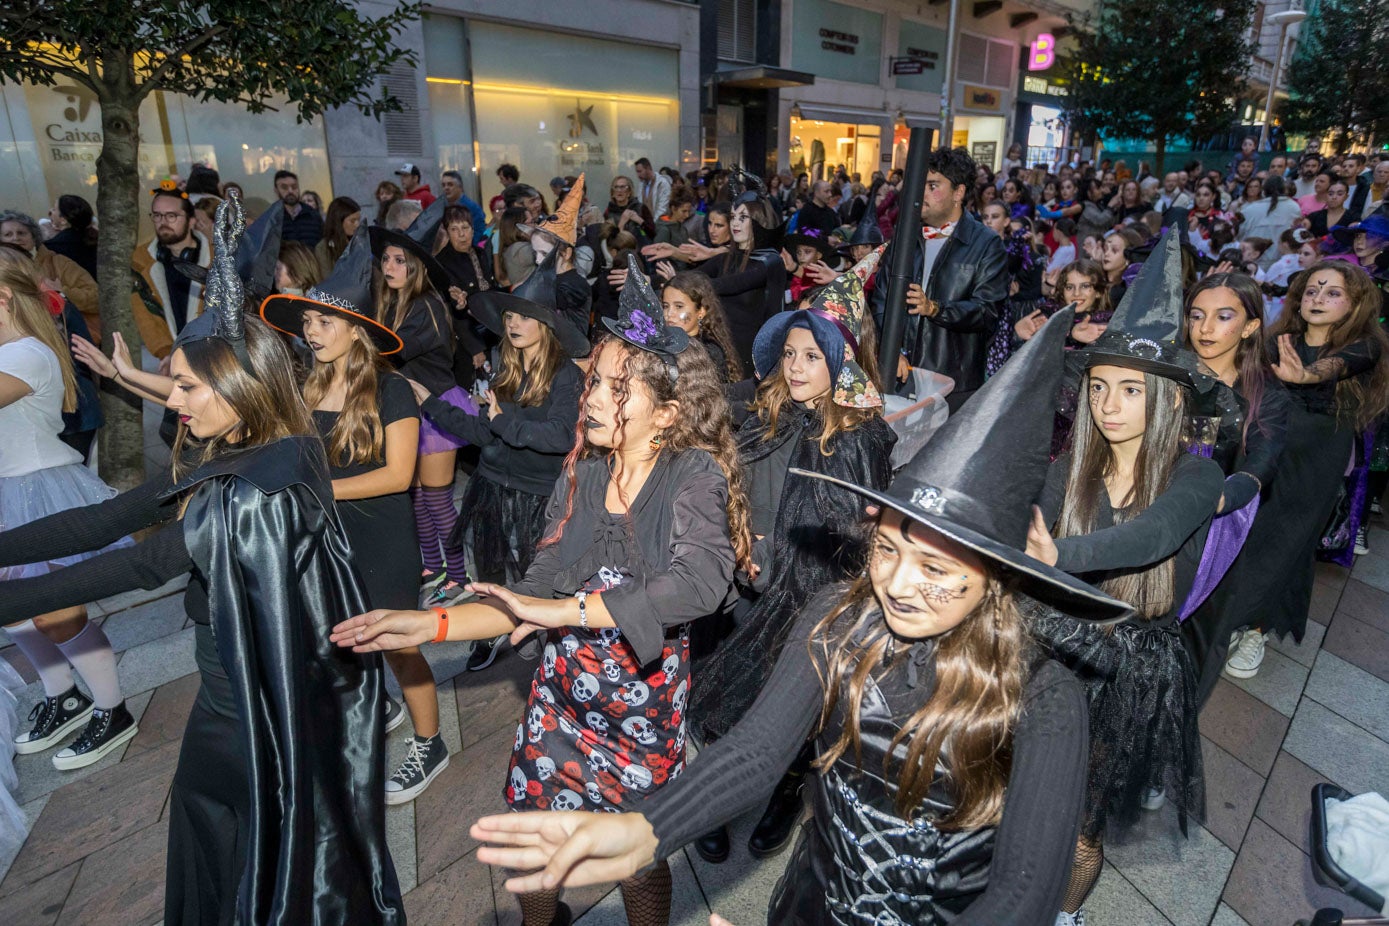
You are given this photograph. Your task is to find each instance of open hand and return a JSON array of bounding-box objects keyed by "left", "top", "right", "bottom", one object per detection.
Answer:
[
  {"left": 804, "top": 261, "right": 838, "bottom": 285},
  {"left": 1271, "top": 333, "right": 1309, "bottom": 383},
  {"left": 1013, "top": 309, "right": 1046, "bottom": 341},
  {"left": 606, "top": 268, "right": 628, "bottom": 291},
  {"left": 641, "top": 242, "right": 678, "bottom": 261},
  {"left": 1070, "top": 319, "right": 1107, "bottom": 344},
  {"left": 484, "top": 388, "right": 501, "bottom": 421},
  {"left": 70, "top": 334, "right": 116, "bottom": 378},
  {"left": 329, "top": 609, "right": 434, "bottom": 652},
  {"left": 472, "top": 810, "right": 659, "bottom": 893}
]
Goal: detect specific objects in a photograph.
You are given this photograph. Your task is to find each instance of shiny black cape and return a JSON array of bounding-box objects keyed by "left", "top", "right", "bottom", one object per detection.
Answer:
[{"left": 170, "top": 435, "right": 404, "bottom": 925}]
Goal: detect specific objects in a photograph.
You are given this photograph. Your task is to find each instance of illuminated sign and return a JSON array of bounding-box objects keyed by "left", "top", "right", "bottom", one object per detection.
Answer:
[{"left": 1029, "top": 33, "right": 1056, "bottom": 71}]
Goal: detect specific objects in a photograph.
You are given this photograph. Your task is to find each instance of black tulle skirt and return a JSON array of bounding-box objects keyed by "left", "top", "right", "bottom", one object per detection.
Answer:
[
  {"left": 449, "top": 475, "right": 549, "bottom": 584},
  {"left": 1030, "top": 613, "right": 1204, "bottom": 840}
]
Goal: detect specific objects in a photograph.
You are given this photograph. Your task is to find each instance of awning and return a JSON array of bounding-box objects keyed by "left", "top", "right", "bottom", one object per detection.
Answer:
[
  {"left": 791, "top": 103, "right": 890, "bottom": 124},
  {"left": 714, "top": 66, "right": 815, "bottom": 90}
]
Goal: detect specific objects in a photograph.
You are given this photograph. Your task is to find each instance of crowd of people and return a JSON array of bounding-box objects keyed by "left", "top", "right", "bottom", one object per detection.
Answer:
[{"left": 0, "top": 135, "right": 1386, "bottom": 926}]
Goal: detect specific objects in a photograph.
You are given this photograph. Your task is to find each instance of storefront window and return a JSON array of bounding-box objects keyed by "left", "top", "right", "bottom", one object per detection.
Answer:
[
  {"left": 790, "top": 0, "right": 884, "bottom": 86},
  {"left": 789, "top": 118, "right": 880, "bottom": 181},
  {"left": 952, "top": 116, "right": 1006, "bottom": 171},
  {"left": 424, "top": 15, "right": 478, "bottom": 198},
  {"left": 460, "top": 21, "right": 679, "bottom": 196}
]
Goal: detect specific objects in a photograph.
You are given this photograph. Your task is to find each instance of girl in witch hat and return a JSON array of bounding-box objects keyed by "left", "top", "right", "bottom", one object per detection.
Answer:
[
  {"left": 0, "top": 192, "right": 403, "bottom": 924},
  {"left": 1024, "top": 228, "right": 1226, "bottom": 925},
  {"left": 469, "top": 308, "right": 1132, "bottom": 926},
  {"left": 261, "top": 227, "right": 453, "bottom": 805},
  {"left": 332, "top": 256, "right": 752, "bottom": 926},
  {"left": 689, "top": 245, "right": 896, "bottom": 864},
  {"left": 522, "top": 175, "right": 594, "bottom": 343},
  {"left": 370, "top": 200, "right": 478, "bottom": 607},
  {"left": 408, "top": 247, "right": 588, "bottom": 675}
]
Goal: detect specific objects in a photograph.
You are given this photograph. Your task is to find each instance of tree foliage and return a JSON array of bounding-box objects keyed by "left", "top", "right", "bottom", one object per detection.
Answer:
[
  {"left": 1281, "top": 0, "right": 1389, "bottom": 148},
  {"left": 1058, "top": 0, "right": 1258, "bottom": 169}
]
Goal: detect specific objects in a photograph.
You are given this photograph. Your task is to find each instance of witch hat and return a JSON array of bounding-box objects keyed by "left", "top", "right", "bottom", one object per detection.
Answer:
[
  {"left": 468, "top": 248, "right": 591, "bottom": 357},
  {"left": 172, "top": 197, "right": 284, "bottom": 298},
  {"left": 522, "top": 173, "right": 585, "bottom": 247},
  {"left": 260, "top": 226, "right": 403, "bottom": 354},
  {"left": 1083, "top": 225, "right": 1204, "bottom": 385},
  {"left": 601, "top": 254, "right": 690, "bottom": 373},
  {"left": 368, "top": 199, "right": 452, "bottom": 297},
  {"left": 172, "top": 190, "right": 255, "bottom": 371},
  {"left": 792, "top": 307, "right": 1131, "bottom": 624},
  {"left": 838, "top": 189, "right": 884, "bottom": 253},
  {"left": 753, "top": 244, "right": 886, "bottom": 409}
]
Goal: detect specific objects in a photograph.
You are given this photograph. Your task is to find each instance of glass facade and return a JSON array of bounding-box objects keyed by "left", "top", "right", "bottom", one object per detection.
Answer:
[
  {"left": 790, "top": 0, "right": 885, "bottom": 85},
  {"left": 788, "top": 118, "right": 880, "bottom": 180}
]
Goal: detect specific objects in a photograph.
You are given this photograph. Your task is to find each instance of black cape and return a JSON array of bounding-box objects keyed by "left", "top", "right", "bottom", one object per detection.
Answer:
[{"left": 168, "top": 435, "right": 404, "bottom": 925}]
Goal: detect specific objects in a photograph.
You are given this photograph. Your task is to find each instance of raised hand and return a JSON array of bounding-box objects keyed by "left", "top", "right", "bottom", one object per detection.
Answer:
[{"left": 1025, "top": 505, "right": 1058, "bottom": 566}]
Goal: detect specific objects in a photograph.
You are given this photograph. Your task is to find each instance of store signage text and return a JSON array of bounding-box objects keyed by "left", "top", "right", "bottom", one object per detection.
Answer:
[
  {"left": 1028, "top": 33, "right": 1056, "bottom": 71},
  {"left": 819, "top": 28, "right": 860, "bottom": 55},
  {"left": 962, "top": 85, "right": 1002, "bottom": 110},
  {"left": 1022, "top": 75, "right": 1068, "bottom": 97},
  {"left": 892, "top": 45, "right": 939, "bottom": 75}
]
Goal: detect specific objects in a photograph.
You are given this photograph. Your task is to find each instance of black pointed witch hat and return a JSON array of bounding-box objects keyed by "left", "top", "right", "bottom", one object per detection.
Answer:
[
  {"left": 259, "top": 226, "right": 403, "bottom": 354},
  {"left": 601, "top": 255, "right": 690, "bottom": 374},
  {"left": 172, "top": 196, "right": 284, "bottom": 299},
  {"left": 1083, "top": 225, "right": 1203, "bottom": 386},
  {"left": 172, "top": 191, "right": 255, "bottom": 371},
  {"left": 792, "top": 307, "right": 1132, "bottom": 625},
  {"left": 368, "top": 196, "right": 452, "bottom": 297},
  {"left": 467, "top": 248, "right": 591, "bottom": 358},
  {"left": 838, "top": 188, "right": 884, "bottom": 253}
]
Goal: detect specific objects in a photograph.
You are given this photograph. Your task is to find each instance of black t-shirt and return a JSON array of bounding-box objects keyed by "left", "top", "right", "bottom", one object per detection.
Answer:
[{"left": 312, "top": 372, "right": 419, "bottom": 478}]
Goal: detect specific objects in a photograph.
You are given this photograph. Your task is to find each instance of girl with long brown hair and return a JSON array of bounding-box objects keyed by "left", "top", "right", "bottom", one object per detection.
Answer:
[
  {"left": 316, "top": 195, "right": 362, "bottom": 276},
  {"left": 371, "top": 216, "right": 476, "bottom": 607},
  {"left": 261, "top": 228, "right": 453, "bottom": 804},
  {"left": 0, "top": 195, "right": 402, "bottom": 923},
  {"left": 704, "top": 182, "right": 787, "bottom": 376},
  {"left": 1026, "top": 230, "right": 1225, "bottom": 925},
  {"left": 660, "top": 270, "right": 741, "bottom": 382},
  {"left": 332, "top": 267, "right": 752, "bottom": 926},
  {"left": 689, "top": 250, "right": 896, "bottom": 864},
  {"left": 1213, "top": 261, "right": 1389, "bottom": 677},
  {"left": 0, "top": 247, "right": 134, "bottom": 771},
  {"left": 467, "top": 308, "right": 1130, "bottom": 926}
]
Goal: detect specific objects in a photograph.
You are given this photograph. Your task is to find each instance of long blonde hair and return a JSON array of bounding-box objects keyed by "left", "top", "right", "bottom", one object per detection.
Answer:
[
  {"left": 302, "top": 330, "right": 391, "bottom": 467},
  {"left": 0, "top": 248, "right": 77, "bottom": 412},
  {"left": 812, "top": 568, "right": 1026, "bottom": 827},
  {"left": 493, "top": 315, "right": 567, "bottom": 407}
]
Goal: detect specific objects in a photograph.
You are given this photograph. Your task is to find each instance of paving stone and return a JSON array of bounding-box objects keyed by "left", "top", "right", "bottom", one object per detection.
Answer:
[
  {"left": 401, "top": 847, "right": 496, "bottom": 926},
  {"left": 114, "top": 626, "right": 197, "bottom": 697},
  {"left": 97, "top": 594, "right": 186, "bottom": 655},
  {"left": 385, "top": 800, "right": 418, "bottom": 895},
  {"left": 1256, "top": 751, "right": 1334, "bottom": 851},
  {"left": 1349, "top": 550, "right": 1389, "bottom": 594},
  {"left": 0, "top": 863, "right": 78, "bottom": 926},
  {"left": 414, "top": 724, "right": 513, "bottom": 882},
  {"left": 454, "top": 649, "right": 535, "bottom": 750},
  {"left": 1199, "top": 679, "right": 1290, "bottom": 776},
  {"left": 0, "top": 795, "right": 50, "bottom": 887},
  {"left": 1308, "top": 578, "right": 1341, "bottom": 625},
  {"left": 1314, "top": 560, "right": 1350, "bottom": 592},
  {"left": 1083, "top": 866, "right": 1172, "bottom": 925},
  {"left": 1200, "top": 736, "right": 1264, "bottom": 852},
  {"left": 684, "top": 807, "right": 792, "bottom": 926},
  {"left": 124, "top": 672, "right": 200, "bottom": 759},
  {"left": 1, "top": 737, "right": 178, "bottom": 893},
  {"left": 1210, "top": 902, "right": 1252, "bottom": 925},
  {"left": 1283, "top": 699, "right": 1389, "bottom": 800},
  {"left": 420, "top": 639, "right": 480, "bottom": 686},
  {"left": 1306, "top": 650, "right": 1389, "bottom": 743},
  {"left": 1224, "top": 646, "right": 1308, "bottom": 717},
  {"left": 573, "top": 849, "right": 706, "bottom": 926},
  {"left": 1222, "top": 818, "right": 1379, "bottom": 925},
  {"left": 1335, "top": 578, "right": 1389, "bottom": 634},
  {"left": 1106, "top": 806, "right": 1233, "bottom": 926},
  {"left": 55, "top": 819, "right": 168, "bottom": 926},
  {"left": 1267, "top": 619, "right": 1326, "bottom": 668},
  {"left": 1321, "top": 612, "right": 1389, "bottom": 685},
  {"left": 12, "top": 689, "right": 154, "bottom": 805}
]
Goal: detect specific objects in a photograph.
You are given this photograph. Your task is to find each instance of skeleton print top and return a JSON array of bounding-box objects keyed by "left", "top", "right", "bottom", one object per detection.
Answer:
[{"left": 502, "top": 449, "right": 736, "bottom": 813}]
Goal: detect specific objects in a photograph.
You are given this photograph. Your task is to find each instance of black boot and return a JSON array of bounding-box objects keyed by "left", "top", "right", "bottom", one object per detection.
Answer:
[
  {"left": 748, "top": 768, "right": 805, "bottom": 858},
  {"left": 693, "top": 825, "right": 730, "bottom": 864}
]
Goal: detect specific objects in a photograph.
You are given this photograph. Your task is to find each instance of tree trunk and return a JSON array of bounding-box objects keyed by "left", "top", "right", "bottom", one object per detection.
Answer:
[
  {"left": 94, "top": 67, "right": 148, "bottom": 491},
  {"left": 1154, "top": 134, "right": 1167, "bottom": 176}
]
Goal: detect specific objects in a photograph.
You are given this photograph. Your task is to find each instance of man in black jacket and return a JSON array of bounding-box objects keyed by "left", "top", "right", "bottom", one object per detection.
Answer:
[
  {"left": 870, "top": 147, "right": 1008, "bottom": 412},
  {"left": 794, "top": 180, "right": 842, "bottom": 237}
]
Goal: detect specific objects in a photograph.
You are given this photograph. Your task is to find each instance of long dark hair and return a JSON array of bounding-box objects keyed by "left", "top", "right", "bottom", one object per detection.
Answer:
[
  {"left": 322, "top": 197, "right": 360, "bottom": 267},
  {"left": 57, "top": 195, "right": 97, "bottom": 246},
  {"left": 1184, "top": 272, "right": 1272, "bottom": 443},
  {"left": 1263, "top": 174, "right": 1286, "bottom": 210},
  {"left": 663, "top": 271, "right": 742, "bottom": 383},
  {"left": 1055, "top": 370, "right": 1188, "bottom": 619}
]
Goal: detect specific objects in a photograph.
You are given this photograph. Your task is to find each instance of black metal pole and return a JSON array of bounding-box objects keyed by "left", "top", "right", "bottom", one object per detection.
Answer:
[{"left": 877, "top": 126, "right": 930, "bottom": 390}]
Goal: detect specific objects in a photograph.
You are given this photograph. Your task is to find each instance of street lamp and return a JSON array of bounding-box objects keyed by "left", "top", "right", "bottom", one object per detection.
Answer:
[{"left": 1258, "top": 7, "right": 1307, "bottom": 152}]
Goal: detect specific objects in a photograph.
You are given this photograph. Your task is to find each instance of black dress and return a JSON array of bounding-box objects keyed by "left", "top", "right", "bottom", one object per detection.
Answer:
[
  {"left": 0, "top": 437, "right": 402, "bottom": 925},
  {"left": 704, "top": 249, "right": 787, "bottom": 377},
  {"left": 1033, "top": 452, "right": 1224, "bottom": 838},
  {"left": 1233, "top": 335, "right": 1381, "bottom": 642},
  {"left": 312, "top": 371, "right": 422, "bottom": 610},
  {"left": 642, "top": 585, "right": 1091, "bottom": 926},
  {"left": 1182, "top": 377, "right": 1292, "bottom": 702},
  {"left": 435, "top": 244, "right": 493, "bottom": 390},
  {"left": 692, "top": 411, "right": 895, "bottom": 741}
]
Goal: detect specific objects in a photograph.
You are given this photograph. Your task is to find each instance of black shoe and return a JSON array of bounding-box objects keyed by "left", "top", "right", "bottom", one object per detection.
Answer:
[
  {"left": 466, "top": 635, "right": 503, "bottom": 672},
  {"left": 384, "top": 734, "right": 450, "bottom": 804},
  {"left": 748, "top": 771, "right": 805, "bottom": 858},
  {"left": 549, "top": 902, "right": 572, "bottom": 926},
  {"left": 52, "top": 702, "right": 138, "bottom": 770},
  {"left": 13, "top": 686, "right": 92, "bottom": 755},
  {"left": 383, "top": 697, "right": 406, "bottom": 734},
  {"left": 693, "top": 826, "right": 730, "bottom": 864}
]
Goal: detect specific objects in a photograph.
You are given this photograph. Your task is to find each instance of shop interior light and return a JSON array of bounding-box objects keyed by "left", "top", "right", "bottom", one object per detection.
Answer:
[
  {"left": 470, "top": 81, "right": 674, "bottom": 106},
  {"left": 425, "top": 77, "right": 469, "bottom": 85}
]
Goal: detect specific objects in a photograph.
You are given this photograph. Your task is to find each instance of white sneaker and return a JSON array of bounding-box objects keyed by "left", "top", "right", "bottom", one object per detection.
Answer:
[
  {"left": 1354, "top": 526, "right": 1370, "bottom": 556},
  {"left": 1054, "top": 910, "right": 1086, "bottom": 926},
  {"left": 1141, "top": 787, "right": 1167, "bottom": 811},
  {"left": 1224, "top": 629, "right": 1266, "bottom": 679}
]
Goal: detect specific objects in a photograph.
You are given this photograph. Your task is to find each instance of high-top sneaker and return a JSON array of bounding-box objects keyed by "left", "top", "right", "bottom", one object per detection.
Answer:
[
  {"left": 52, "top": 702, "right": 138, "bottom": 770},
  {"left": 384, "top": 734, "right": 450, "bottom": 804},
  {"left": 13, "top": 686, "right": 92, "bottom": 755},
  {"left": 383, "top": 697, "right": 406, "bottom": 734}
]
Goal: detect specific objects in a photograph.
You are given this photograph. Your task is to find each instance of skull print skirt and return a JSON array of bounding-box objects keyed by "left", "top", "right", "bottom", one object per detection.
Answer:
[{"left": 505, "top": 624, "right": 691, "bottom": 813}]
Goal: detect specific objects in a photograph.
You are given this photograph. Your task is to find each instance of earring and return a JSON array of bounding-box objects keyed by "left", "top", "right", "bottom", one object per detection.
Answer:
[{"left": 649, "top": 432, "right": 663, "bottom": 452}]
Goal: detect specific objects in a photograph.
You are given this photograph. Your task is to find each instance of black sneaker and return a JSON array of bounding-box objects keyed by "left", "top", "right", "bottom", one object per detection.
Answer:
[
  {"left": 14, "top": 686, "right": 92, "bottom": 755},
  {"left": 52, "top": 702, "right": 138, "bottom": 770},
  {"left": 466, "top": 635, "right": 504, "bottom": 672},
  {"left": 383, "top": 697, "right": 406, "bottom": 734},
  {"left": 428, "top": 577, "right": 478, "bottom": 608},
  {"left": 384, "top": 734, "right": 450, "bottom": 804}
]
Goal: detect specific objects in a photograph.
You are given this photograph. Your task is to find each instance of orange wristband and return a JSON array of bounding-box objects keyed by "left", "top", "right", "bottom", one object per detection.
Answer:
[{"left": 432, "top": 606, "right": 449, "bottom": 643}]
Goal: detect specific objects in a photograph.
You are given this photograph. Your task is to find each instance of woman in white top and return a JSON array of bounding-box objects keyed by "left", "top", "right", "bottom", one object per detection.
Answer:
[
  {"left": 0, "top": 249, "right": 135, "bottom": 770},
  {"left": 1238, "top": 176, "right": 1305, "bottom": 271}
]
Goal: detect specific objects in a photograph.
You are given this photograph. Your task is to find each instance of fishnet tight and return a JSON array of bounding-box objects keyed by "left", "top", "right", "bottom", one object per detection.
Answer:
[
  {"left": 514, "top": 859, "right": 672, "bottom": 926},
  {"left": 1061, "top": 836, "right": 1104, "bottom": 914}
]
